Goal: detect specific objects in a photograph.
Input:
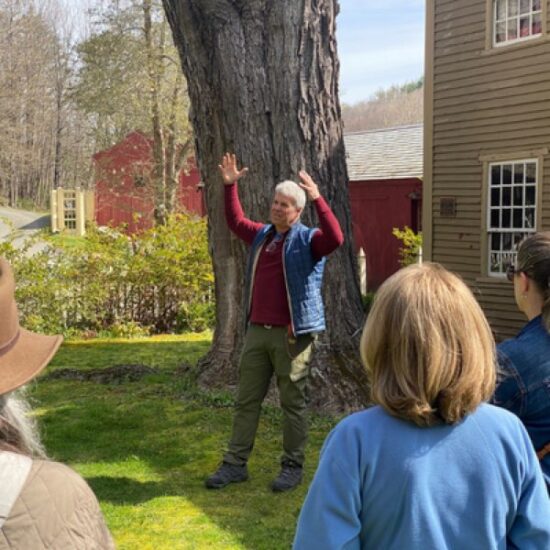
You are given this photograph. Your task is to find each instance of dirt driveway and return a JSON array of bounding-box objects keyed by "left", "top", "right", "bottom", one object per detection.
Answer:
[{"left": 0, "top": 206, "right": 50, "bottom": 252}]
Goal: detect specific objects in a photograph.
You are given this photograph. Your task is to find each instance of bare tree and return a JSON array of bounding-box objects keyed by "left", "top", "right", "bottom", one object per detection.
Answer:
[
  {"left": 75, "top": 0, "right": 192, "bottom": 223},
  {"left": 162, "top": 0, "right": 368, "bottom": 409},
  {"left": 0, "top": 0, "right": 91, "bottom": 207}
]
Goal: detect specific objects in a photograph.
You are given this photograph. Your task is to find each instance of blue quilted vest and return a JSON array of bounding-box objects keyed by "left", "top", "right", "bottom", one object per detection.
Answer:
[{"left": 245, "top": 223, "right": 327, "bottom": 335}]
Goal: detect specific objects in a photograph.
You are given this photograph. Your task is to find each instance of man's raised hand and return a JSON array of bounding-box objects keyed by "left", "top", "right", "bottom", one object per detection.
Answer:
[
  {"left": 218, "top": 153, "right": 249, "bottom": 185},
  {"left": 298, "top": 170, "right": 321, "bottom": 201}
]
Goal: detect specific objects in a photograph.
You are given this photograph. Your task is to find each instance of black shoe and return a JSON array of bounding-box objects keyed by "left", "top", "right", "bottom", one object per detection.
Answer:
[
  {"left": 271, "top": 460, "right": 303, "bottom": 492},
  {"left": 205, "top": 462, "right": 249, "bottom": 489}
]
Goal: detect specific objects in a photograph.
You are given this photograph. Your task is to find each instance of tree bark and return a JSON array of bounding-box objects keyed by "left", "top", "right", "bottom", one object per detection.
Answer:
[
  {"left": 143, "top": 0, "right": 167, "bottom": 224},
  {"left": 162, "top": 0, "right": 368, "bottom": 411}
]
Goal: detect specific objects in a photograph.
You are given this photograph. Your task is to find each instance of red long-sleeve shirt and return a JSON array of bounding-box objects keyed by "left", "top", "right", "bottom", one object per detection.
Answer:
[{"left": 225, "top": 183, "right": 343, "bottom": 326}]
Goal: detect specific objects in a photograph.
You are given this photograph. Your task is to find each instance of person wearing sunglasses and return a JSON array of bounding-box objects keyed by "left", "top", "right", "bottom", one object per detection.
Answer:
[{"left": 493, "top": 232, "right": 550, "bottom": 491}]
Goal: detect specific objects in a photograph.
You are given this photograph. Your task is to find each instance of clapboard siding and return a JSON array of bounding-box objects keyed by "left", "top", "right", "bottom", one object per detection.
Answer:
[
  {"left": 434, "top": 83, "right": 550, "bottom": 109},
  {"left": 435, "top": 75, "right": 550, "bottom": 102},
  {"left": 429, "top": 0, "right": 550, "bottom": 340},
  {"left": 435, "top": 111, "right": 550, "bottom": 133},
  {"left": 434, "top": 129, "right": 550, "bottom": 148},
  {"left": 433, "top": 39, "right": 550, "bottom": 69},
  {"left": 434, "top": 50, "right": 550, "bottom": 82}
]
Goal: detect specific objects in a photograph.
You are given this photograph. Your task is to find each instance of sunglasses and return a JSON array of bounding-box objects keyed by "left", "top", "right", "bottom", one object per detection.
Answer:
[{"left": 505, "top": 263, "right": 519, "bottom": 282}]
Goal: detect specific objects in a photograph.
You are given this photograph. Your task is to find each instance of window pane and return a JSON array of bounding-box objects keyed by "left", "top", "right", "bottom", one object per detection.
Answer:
[
  {"left": 496, "top": 21, "right": 507, "bottom": 42},
  {"left": 513, "top": 208, "right": 523, "bottom": 228},
  {"left": 491, "top": 232, "right": 501, "bottom": 250},
  {"left": 496, "top": 0, "right": 507, "bottom": 19},
  {"left": 506, "top": 19, "right": 518, "bottom": 40},
  {"left": 502, "top": 164, "right": 512, "bottom": 184},
  {"left": 525, "top": 208, "right": 535, "bottom": 228},
  {"left": 513, "top": 186, "right": 523, "bottom": 205},
  {"left": 489, "top": 254, "right": 500, "bottom": 273},
  {"left": 491, "top": 187, "right": 500, "bottom": 206},
  {"left": 503, "top": 209, "right": 511, "bottom": 227},
  {"left": 503, "top": 232, "right": 512, "bottom": 250},
  {"left": 508, "top": 0, "right": 519, "bottom": 17},
  {"left": 526, "top": 162, "right": 536, "bottom": 182},
  {"left": 508, "top": 19, "right": 518, "bottom": 40},
  {"left": 525, "top": 186, "right": 536, "bottom": 205},
  {"left": 520, "top": 16, "right": 530, "bottom": 36},
  {"left": 491, "top": 165, "right": 501, "bottom": 185},
  {"left": 503, "top": 187, "right": 512, "bottom": 206},
  {"left": 513, "top": 163, "right": 524, "bottom": 183},
  {"left": 532, "top": 0, "right": 541, "bottom": 11},
  {"left": 520, "top": 0, "right": 530, "bottom": 13},
  {"left": 532, "top": 13, "right": 542, "bottom": 34},
  {"left": 491, "top": 209, "right": 500, "bottom": 228}
]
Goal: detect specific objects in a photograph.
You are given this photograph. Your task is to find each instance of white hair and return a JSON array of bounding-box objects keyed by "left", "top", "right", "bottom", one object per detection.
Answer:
[
  {"left": 274, "top": 180, "right": 306, "bottom": 210},
  {"left": 0, "top": 388, "right": 47, "bottom": 458}
]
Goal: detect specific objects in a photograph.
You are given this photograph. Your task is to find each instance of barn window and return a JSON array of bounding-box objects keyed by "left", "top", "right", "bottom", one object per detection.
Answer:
[
  {"left": 493, "top": 0, "right": 542, "bottom": 46},
  {"left": 487, "top": 159, "right": 537, "bottom": 276}
]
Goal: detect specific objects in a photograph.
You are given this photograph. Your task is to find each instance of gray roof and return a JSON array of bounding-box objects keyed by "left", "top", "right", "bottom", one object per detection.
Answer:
[{"left": 344, "top": 123, "right": 423, "bottom": 181}]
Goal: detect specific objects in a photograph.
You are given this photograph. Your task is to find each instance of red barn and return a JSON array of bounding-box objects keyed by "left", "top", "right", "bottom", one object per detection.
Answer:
[
  {"left": 93, "top": 131, "right": 205, "bottom": 233},
  {"left": 345, "top": 124, "right": 423, "bottom": 291}
]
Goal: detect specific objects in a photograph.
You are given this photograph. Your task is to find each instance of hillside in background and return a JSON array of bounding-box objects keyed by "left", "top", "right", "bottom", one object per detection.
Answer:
[{"left": 342, "top": 78, "right": 423, "bottom": 133}]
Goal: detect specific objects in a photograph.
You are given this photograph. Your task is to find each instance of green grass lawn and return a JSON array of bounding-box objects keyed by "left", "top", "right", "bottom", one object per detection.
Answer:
[{"left": 29, "top": 334, "right": 339, "bottom": 550}]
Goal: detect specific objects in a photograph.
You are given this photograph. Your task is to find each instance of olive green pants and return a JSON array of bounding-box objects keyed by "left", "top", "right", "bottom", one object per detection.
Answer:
[{"left": 223, "top": 324, "right": 314, "bottom": 467}]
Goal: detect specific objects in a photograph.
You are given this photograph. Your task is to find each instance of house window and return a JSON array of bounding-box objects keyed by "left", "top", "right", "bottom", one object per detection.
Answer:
[
  {"left": 488, "top": 159, "right": 537, "bottom": 275},
  {"left": 494, "top": 0, "right": 543, "bottom": 46}
]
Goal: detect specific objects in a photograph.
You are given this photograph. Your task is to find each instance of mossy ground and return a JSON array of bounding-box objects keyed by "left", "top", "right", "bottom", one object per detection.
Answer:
[{"left": 29, "top": 334, "right": 339, "bottom": 549}]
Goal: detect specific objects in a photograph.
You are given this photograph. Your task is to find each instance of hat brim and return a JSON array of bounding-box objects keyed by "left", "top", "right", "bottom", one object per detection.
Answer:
[{"left": 0, "top": 329, "right": 62, "bottom": 395}]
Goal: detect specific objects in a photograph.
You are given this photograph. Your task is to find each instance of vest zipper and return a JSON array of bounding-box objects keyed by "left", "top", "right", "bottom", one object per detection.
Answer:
[{"left": 281, "top": 239, "right": 295, "bottom": 336}]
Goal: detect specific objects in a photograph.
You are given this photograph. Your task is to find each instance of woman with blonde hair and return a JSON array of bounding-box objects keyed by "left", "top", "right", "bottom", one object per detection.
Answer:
[
  {"left": 294, "top": 263, "right": 550, "bottom": 550},
  {"left": 494, "top": 231, "right": 550, "bottom": 490},
  {"left": 0, "top": 258, "right": 114, "bottom": 549}
]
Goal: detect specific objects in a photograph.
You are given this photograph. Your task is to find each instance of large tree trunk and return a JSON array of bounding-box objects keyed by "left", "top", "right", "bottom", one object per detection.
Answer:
[{"left": 163, "top": 0, "right": 368, "bottom": 411}]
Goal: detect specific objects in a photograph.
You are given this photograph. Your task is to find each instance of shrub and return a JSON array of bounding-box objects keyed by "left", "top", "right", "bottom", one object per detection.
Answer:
[
  {"left": 392, "top": 226, "right": 422, "bottom": 267},
  {"left": 2, "top": 214, "right": 215, "bottom": 336},
  {"left": 176, "top": 300, "right": 215, "bottom": 333},
  {"left": 104, "top": 321, "right": 151, "bottom": 339},
  {"left": 361, "top": 291, "right": 376, "bottom": 313}
]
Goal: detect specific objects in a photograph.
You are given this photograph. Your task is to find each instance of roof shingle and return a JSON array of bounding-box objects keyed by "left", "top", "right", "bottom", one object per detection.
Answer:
[{"left": 344, "top": 123, "right": 423, "bottom": 181}]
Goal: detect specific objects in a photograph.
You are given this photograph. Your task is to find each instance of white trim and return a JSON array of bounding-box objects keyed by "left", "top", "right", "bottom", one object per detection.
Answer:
[
  {"left": 486, "top": 158, "right": 538, "bottom": 276},
  {"left": 493, "top": 0, "right": 543, "bottom": 47}
]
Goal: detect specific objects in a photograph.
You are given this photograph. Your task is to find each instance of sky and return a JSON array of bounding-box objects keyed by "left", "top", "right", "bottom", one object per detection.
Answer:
[
  {"left": 336, "top": 0, "right": 425, "bottom": 104},
  {"left": 62, "top": 0, "right": 426, "bottom": 106}
]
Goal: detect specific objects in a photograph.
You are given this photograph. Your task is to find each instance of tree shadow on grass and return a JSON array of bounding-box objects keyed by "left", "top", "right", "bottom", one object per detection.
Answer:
[
  {"left": 34, "top": 372, "right": 328, "bottom": 550},
  {"left": 86, "top": 476, "right": 174, "bottom": 505}
]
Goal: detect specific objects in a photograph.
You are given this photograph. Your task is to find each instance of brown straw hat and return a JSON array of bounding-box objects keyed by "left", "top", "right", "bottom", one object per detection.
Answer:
[{"left": 0, "top": 257, "right": 62, "bottom": 395}]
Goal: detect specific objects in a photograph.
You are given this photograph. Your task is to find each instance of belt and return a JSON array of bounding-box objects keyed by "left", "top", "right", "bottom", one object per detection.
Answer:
[{"left": 252, "top": 323, "right": 285, "bottom": 330}]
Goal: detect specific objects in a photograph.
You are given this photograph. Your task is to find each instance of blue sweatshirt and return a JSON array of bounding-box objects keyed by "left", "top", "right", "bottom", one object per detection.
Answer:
[{"left": 294, "top": 404, "right": 550, "bottom": 550}]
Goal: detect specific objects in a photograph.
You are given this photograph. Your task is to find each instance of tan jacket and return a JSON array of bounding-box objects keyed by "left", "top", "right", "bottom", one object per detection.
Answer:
[{"left": 0, "top": 459, "right": 115, "bottom": 549}]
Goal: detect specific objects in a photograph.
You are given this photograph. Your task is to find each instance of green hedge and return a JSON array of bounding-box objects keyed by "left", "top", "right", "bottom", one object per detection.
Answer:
[{"left": 0, "top": 214, "right": 214, "bottom": 336}]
